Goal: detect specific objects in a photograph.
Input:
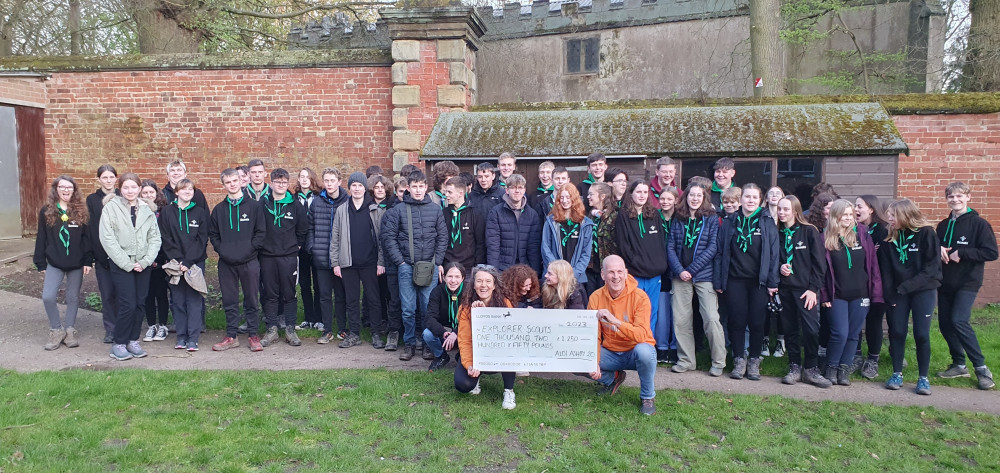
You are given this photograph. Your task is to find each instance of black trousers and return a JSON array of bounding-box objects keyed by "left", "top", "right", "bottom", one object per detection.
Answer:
[
  {"left": 145, "top": 266, "right": 170, "bottom": 326},
  {"left": 888, "top": 289, "right": 936, "bottom": 377},
  {"left": 299, "top": 250, "right": 321, "bottom": 325},
  {"left": 454, "top": 363, "right": 515, "bottom": 392},
  {"left": 95, "top": 262, "right": 118, "bottom": 335},
  {"left": 584, "top": 267, "right": 604, "bottom": 296},
  {"left": 342, "top": 266, "right": 383, "bottom": 335},
  {"left": 110, "top": 264, "right": 151, "bottom": 345},
  {"left": 779, "top": 287, "right": 821, "bottom": 369},
  {"left": 819, "top": 305, "right": 831, "bottom": 348},
  {"left": 219, "top": 259, "right": 261, "bottom": 338},
  {"left": 314, "top": 265, "right": 346, "bottom": 335},
  {"left": 260, "top": 254, "right": 299, "bottom": 328},
  {"left": 723, "top": 278, "right": 769, "bottom": 359},
  {"left": 938, "top": 289, "right": 986, "bottom": 367},
  {"left": 855, "top": 302, "right": 889, "bottom": 358},
  {"left": 383, "top": 268, "right": 403, "bottom": 333},
  {"left": 170, "top": 266, "right": 205, "bottom": 345}
]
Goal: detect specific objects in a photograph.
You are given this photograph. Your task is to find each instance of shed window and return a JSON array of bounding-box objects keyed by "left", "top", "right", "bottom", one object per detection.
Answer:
[
  {"left": 680, "top": 157, "right": 824, "bottom": 208},
  {"left": 566, "top": 37, "right": 599, "bottom": 74}
]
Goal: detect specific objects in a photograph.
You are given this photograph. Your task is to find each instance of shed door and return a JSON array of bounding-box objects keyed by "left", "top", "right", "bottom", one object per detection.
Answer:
[{"left": 0, "top": 106, "right": 22, "bottom": 239}]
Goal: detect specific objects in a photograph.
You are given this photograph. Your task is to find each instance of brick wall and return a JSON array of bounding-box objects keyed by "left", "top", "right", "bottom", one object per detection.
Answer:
[
  {"left": 0, "top": 76, "right": 47, "bottom": 108},
  {"left": 44, "top": 67, "right": 393, "bottom": 204},
  {"left": 893, "top": 113, "right": 1000, "bottom": 305}
]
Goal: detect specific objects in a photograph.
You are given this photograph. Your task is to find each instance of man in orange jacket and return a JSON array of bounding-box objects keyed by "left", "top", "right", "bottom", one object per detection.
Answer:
[{"left": 587, "top": 255, "right": 658, "bottom": 415}]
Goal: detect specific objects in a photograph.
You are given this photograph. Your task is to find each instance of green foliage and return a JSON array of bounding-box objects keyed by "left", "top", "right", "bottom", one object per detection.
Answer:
[{"left": 83, "top": 292, "right": 102, "bottom": 312}]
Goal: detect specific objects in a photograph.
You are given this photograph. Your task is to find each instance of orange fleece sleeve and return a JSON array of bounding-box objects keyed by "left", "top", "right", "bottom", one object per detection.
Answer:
[
  {"left": 457, "top": 305, "right": 474, "bottom": 370},
  {"left": 615, "top": 292, "right": 654, "bottom": 345}
]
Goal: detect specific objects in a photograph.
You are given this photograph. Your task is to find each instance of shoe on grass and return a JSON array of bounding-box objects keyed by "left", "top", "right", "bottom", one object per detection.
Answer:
[
  {"left": 63, "top": 327, "right": 79, "bottom": 348},
  {"left": 803, "top": 367, "right": 832, "bottom": 388},
  {"left": 126, "top": 341, "right": 147, "bottom": 358},
  {"left": 143, "top": 325, "right": 156, "bottom": 342},
  {"left": 44, "top": 328, "right": 65, "bottom": 351},
  {"left": 285, "top": 328, "right": 301, "bottom": 346},
  {"left": 975, "top": 366, "right": 995, "bottom": 390},
  {"left": 730, "top": 357, "right": 747, "bottom": 380},
  {"left": 936, "top": 364, "right": 970, "bottom": 379},
  {"left": 772, "top": 338, "right": 786, "bottom": 358},
  {"left": 317, "top": 332, "right": 335, "bottom": 344},
  {"left": 469, "top": 380, "right": 481, "bottom": 395},
  {"left": 384, "top": 331, "right": 399, "bottom": 351},
  {"left": 313, "top": 322, "right": 325, "bottom": 332},
  {"left": 915, "top": 377, "right": 931, "bottom": 395},
  {"left": 885, "top": 372, "right": 903, "bottom": 390},
  {"left": 109, "top": 344, "right": 133, "bottom": 361},
  {"left": 428, "top": 352, "right": 451, "bottom": 371},
  {"left": 640, "top": 398, "right": 656, "bottom": 416},
  {"left": 248, "top": 335, "right": 263, "bottom": 352},
  {"left": 338, "top": 333, "right": 362, "bottom": 348},
  {"left": 260, "top": 326, "right": 279, "bottom": 347},
  {"left": 502, "top": 389, "right": 516, "bottom": 410},
  {"left": 153, "top": 324, "right": 167, "bottom": 341},
  {"left": 761, "top": 337, "right": 770, "bottom": 357},
  {"left": 296, "top": 321, "right": 312, "bottom": 330},
  {"left": 212, "top": 336, "right": 240, "bottom": 351},
  {"left": 850, "top": 355, "right": 865, "bottom": 374},
  {"left": 599, "top": 370, "right": 626, "bottom": 396},
  {"left": 860, "top": 358, "right": 879, "bottom": 380}
]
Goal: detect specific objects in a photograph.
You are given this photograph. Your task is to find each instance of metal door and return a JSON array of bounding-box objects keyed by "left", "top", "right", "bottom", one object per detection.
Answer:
[{"left": 0, "top": 106, "right": 23, "bottom": 239}]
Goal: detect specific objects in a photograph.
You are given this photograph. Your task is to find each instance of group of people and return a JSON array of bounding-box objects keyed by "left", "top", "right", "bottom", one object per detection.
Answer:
[{"left": 33, "top": 152, "right": 997, "bottom": 415}]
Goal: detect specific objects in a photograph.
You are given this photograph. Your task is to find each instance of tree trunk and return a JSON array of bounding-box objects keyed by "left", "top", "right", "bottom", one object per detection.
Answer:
[
  {"left": 964, "top": 0, "right": 1000, "bottom": 91},
  {"left": 69, "top": 0, "right": 82, "bottom": 55},
  {"left": 125, "top": 0, "right": 204, "bottom": 54},
  {"left": 0, "top": 0, "right": 28, "bottom": 57},
  {"left": 749, "top": 0, "right": 786, "bottom": 97}
]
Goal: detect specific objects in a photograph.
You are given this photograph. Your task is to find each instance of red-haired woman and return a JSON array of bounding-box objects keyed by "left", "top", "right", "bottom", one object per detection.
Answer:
[
  {"left": 500, "top": 264, "right": 542, "bottom": 309},
  {"left": 542, "top": 183, "right": 593, "bottom": 287}
]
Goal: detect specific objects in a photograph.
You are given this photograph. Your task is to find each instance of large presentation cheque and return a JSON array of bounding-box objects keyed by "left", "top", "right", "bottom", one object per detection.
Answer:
[{"left": 470, "top": 307, "right": 599, "bottom": 373}]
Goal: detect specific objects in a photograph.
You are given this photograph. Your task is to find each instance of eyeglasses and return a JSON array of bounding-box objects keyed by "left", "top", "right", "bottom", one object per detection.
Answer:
[
  {"left": 473, "top": 264, "right": 497, "bottom": 271},
  {"left": 57, "top": 186, "right": 74, "bottom": 191},
  {"left": 271, "top": 181, "right": 289, "bottom": 186}
]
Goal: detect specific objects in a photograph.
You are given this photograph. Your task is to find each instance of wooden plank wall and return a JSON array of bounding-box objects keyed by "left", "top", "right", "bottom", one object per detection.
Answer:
[
  {"left": 16, "top": 106, "right": 46, "bottom": 236},
  {"left": 822, "top": 155, "right": 897, "bottom": 200}
]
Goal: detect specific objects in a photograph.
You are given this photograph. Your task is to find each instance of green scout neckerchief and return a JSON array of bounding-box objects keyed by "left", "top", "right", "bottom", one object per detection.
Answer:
[
  {"left": 449, "top": 205, "right": 466, "bottom": 248},
  {"left": 266, "top": 192, "right": 294, "bottom": 227},
  {"left": 782, "top": 225, "right": 798, "bottom": 272},
  {"left": 735, "top": 207, "right": 762, "bottom": 253},
  {"left": 57, "top": 204, "right": 70, "bottom": 255},
  {"left": 684, "top": 217, "right": 703, "bottom": 249},
  {"left": 561, "top": 220, "right": 580, "bottom": 248},
  {"left": 893, "top": 229, "right": 915, "bottom": 264}
]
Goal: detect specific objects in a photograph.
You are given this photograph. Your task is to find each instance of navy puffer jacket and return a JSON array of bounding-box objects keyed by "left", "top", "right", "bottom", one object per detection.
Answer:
[
  {"left": 667, "top": 214, "right": 720, "bottom": 284},
  {"left": 306, "top": 188, "right": 348, "bottom": 269},
  {"left": 381, "top": 193, "right": 449, "bottom": 266},
  {"left": 486, "top": 198, "right": 542, "bottom": 273}
]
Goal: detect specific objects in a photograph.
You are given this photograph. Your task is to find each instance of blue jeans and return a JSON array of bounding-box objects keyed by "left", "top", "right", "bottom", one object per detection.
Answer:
[
  {"left": 422, "top": 328, "right": 445, "bottom": 358},
  {"left": 828, "top": 298, "right": 869, "bottom": 367},
  {"left": 599, "top": 343, "right": 657, "bottom": 399},
  {"left": 635, "top": 275, "right": 660, "bottom": 333},
  {"left": 398, "top": 263, "right": 438, "bottom": 346},
  {"left": 656, "top": 292, "right": 676, "bottom": 350}
]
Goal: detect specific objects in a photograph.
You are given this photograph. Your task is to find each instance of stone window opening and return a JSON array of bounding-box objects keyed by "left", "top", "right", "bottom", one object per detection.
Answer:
[{"left": 565, "top": 37, "right": 600, "bottom": 74}]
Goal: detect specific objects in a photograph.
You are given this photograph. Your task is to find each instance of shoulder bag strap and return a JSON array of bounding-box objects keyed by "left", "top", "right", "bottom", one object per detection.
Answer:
[{"left": 407, "top": 204, "right": 415, "bottom": 264}]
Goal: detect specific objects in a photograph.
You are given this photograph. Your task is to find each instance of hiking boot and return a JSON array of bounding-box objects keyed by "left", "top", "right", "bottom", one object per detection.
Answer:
[
  {"left": 640, "top": 398, "right": 656, "bottom": 416},
  {"left": 937, "top": 364, "right": 970, "bottom": 379},
  {"left": 772, "top": 338, "right": 786, "bottom": 358},
  {"left": 260, "top": 326, "right": 280, "bottom": 347},
  {"left": 824, "top": 366, "right": 838, "bottom": 384},
  {"left": 103, "top": 332, "right": 113, "bottom": 344},
  {"left": 837, "top": 364, "right": 852, "bottom": 386},
  {"left": 153, "top": 324, "right": 167, "bottom": 341},
  {"left": 371, "top": 333, "right": 385, "bottom": 349},
  {"left": 730, "top": 357, "right": 747, "bottom": 380},
  {"left": 285, "top": 328, "right": 301, "bottom": 346},
  {"left": 502, "top": 389, "right": 516, "bottom": 410},
  {"left": 64, "top": 327, "right": 79, "bottom": 348},
  {"left": 143, "top": 325, "right": 157, "bottom": 342},
  {"left": 803, "top": 367, "right": 832, "bottom": 388},
  {"left": 428, "top": 352, "right": 451, "bottom": 371},
  {"left": 109, "top": 344, "right": 133, "bottom": 361},
  {"left": 885, "top": 372, "right": 903, "bottom": 390},
  {"left": 782, "top": 364, "right": 801, "bottom": 385},
  {"left": 212, "top": 336, "right": 240, "bottom": 351},
  {"left": 761, "top": 337, "right": 770, "bottom": 357},
  {"left": 915, "top": 377, "right": 931, "bottom": 395},
  {"left": 44, "top": 328, "right": 65, "bottom": 350},
  {"left": 469, "top": 380, "right": 481, "bottom": 395},
  {"left": 975, "top": 366, "right": 995, "bottom": 390},
  {"left": 317, "top": 332, "right": 335, "bottom": 344},
  {"left": 599, "top": 370, "right": 627, "bottom": 396},
  {"left": 338, "top": 333, "right": 362, "bottom": 348},
  {"left": 850, "top": 355, "right": 865, "bottom": 374},
  {"left": 126, "top": 341, "right": 147, "bottom": 358},
  {"left": 708, "top": 366, "right": 724, "bottom": 377},
  {"left": 423, "top": 346, "right": 435, "bottom": 360},
  {"left": 384, "top": 331, "right": 399, "bottom": 351},
  {"left": 248, "top": 335, "right": 264, "bottom": 352},
  {"left": 746, "top": 357, "right": 762, "bottom": 381},
  {"left": 399, "top": 344, "right": 415, "bottom": 361},
  {"left": 237, "top": 321, "right": 248, "bottom": 334},
  {"left": 860, "top": 358, "right": 879, "bottom": 380}
]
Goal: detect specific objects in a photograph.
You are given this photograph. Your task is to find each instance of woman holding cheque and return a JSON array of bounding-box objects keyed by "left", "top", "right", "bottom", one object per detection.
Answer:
[{"left": 455, "top": 264, "right": 517, "bottom": 409}]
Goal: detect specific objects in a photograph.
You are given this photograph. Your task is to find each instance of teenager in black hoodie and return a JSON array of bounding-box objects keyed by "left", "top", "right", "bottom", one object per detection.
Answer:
[
  {"left": 259, "top": 169, "right": 309, "bottom": 348},
  {"left": 775, "top": 196, "right": 831, "bottom": 388},
  {"left": 468, "top": 163, "right": 505, "bottom": 220},
  {"left": 935, "top": 182, "right": 997, "bottom": 390},
  {"left": 442, "top": 176, "right": 486, "bottom": 276},
  {"left": 35, "top": 176, "right": 93, "bottom": 350},
  {"left": 158, "top": 179, "right": 209, "bottom": 351},
  {"left": 209, "top": 168, "right": 267, "bottom": 352},
  {"left": 879, "top": 199, "right": 942, "bottom": 395},
  {"left": 86, "top": 164, "right": 119, "bottom": 342}
]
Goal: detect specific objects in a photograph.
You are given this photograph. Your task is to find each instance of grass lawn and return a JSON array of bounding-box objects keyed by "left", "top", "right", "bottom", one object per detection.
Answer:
[{"left": 1, "top": 368, "right": 998, "bottom": 472}]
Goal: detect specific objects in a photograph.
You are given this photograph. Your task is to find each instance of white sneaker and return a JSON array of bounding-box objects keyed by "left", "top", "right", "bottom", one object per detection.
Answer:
[
  {"left": 502, "top": 389, "right": 516, "bottom": 410},
  {"left": 470, "top": 380, "right": 481, "bottom": 395},
  {"left": 772, "top": 339, "right": 786, "bottom": 358},
  {"left": 761, "top": 337, "right": 771, "bottom": 357},
  {"left": 313, "top": 322, "right": 325, "bottom": 332},
  {"left": 152, "top": 325, "right": 167, "bottom": 341},
  {"left": 142, "top": 325, "right": 156, "bottom": 342}
]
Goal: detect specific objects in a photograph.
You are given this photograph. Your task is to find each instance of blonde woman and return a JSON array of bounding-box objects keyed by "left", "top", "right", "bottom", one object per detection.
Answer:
[{"left": 542, "top": 260, "right": 587, "bottom": 310}]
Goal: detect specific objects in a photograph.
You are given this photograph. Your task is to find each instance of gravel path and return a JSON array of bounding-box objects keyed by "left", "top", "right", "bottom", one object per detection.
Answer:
[{"left": 4, "top": 289, "right": 998, "bottom": 416}]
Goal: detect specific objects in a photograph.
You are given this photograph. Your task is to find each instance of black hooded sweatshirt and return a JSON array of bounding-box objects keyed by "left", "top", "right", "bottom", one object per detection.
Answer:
[
  {"left": 34, "top": 206, "right": 93, "bottom": 271},
  {"left": 443, "top": 201, "right": 486, "bottom": 271},
  {"left": 613, "top": 208, "right": 669, "bottom": 279},
  {"left": 209, "top": 194, "right": 266, "bottom": 265},
  {"left": 86, "top": 188, "right": 116, "bottom": 267},
  {"left": 777, "top": 223, "right": 826, "bottom": 292},
  {"left": 877, "top": 226, "right": 942, "bottom": 304},
  {"left": 260, "top": 191, "right": 308, "bottom": 257},
  {"left": 468, "top": 179, "right": 505, "bottom": 220},
  {"left": 158, "top": 200, "right": 210, "bottom": 268},
  {"left": 936, "top": 209, "right": 998, "bottom": 292}
]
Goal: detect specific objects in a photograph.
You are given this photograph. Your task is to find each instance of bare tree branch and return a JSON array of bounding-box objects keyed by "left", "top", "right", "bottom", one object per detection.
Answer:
[{"left": 219, "top": 2, "right": 390, "bottom": 20}]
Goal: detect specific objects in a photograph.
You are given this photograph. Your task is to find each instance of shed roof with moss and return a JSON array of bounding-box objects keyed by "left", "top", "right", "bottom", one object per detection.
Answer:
[{"left": 420, "top": 103, "right": 909, "bottom": 159}]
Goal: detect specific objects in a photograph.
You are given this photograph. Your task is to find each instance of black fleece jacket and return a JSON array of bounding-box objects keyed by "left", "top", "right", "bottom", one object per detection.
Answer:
[
  {"left": 443, "top": 203, "right": 486, "bottom": 270},
  {"left": 208, "top": 194, "right": 266, "bottom": 265},
  {"left": 86, "top": 188, "right": 116, "bottom": 267},
  {"left": 877, "top": 226, "right": 942, "bottom": 304},
  {"left": 425, "top": 282, "right": 466, "bottom": 338},
  {"left": 613, "top": 210, "right": 669, "bottom": 278},
  {"left": 158, "top": 201, "right": 209, "bottom": 268},
  {"left": 778, "top": 224, "right": 826, "bottom": 293},
  {"left": 260, "top": 192, "right": 308, "bottom": 257},
  {"left": 34, "top": 206, "right": 93, "bottom": 271},
  {"left": 936, "top": 209, "right": 998, "bottom": 292}
]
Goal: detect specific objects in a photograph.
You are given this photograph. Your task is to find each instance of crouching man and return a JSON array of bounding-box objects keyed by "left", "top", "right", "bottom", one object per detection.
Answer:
[{"left": 585, "top": 255, "right": 658, "bottom": 415}]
